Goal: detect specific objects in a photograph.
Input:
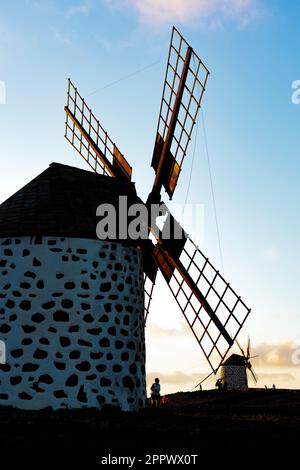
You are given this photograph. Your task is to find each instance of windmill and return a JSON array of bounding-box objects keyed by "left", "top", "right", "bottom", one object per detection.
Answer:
[
  {"left": 0, "top": 27, "right": 251, "bottom": 413},
  {"left": 220, "top": 338, "right": 258, "bottom": 389},
  {"left": 64, "top": 26, "right": 251, "bottom": 376}
]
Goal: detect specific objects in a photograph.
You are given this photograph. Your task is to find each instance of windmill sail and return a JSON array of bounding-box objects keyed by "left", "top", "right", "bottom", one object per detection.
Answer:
[
  {"left": 236, "top": 337, "right": 258, "bottom": 384},
  {"left": 144, "top": 274, "right": 156, "bottom": 324},
  {"left": 150, "top": 27, "right": 209, "bottom": 200},
  {"left": 151, "top": 210, "right": 251, "bottom": 374},
  {"left": 65, "top": 79, "right": 132, "bottom": 181}
]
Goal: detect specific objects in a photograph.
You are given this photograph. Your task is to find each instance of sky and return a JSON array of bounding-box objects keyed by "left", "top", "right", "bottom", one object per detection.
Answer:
[{"left": 0, "top": 0, "right": 299, "bottom": 393}]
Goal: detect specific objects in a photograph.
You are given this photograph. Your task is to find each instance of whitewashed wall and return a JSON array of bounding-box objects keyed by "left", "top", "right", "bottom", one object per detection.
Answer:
[
  {"left": 220, "top": 365, "right": 247, "bottom": 389},
  {"left": 0, "top": 236, "right": 145, "bottom": 411}
]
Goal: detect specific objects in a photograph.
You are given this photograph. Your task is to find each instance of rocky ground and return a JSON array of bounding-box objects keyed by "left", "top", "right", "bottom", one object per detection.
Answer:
[{"left": 0, "top": 388, "right": 299, "bottom": 466}]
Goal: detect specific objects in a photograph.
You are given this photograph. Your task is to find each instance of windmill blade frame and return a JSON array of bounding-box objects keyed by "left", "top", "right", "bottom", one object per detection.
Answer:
[
  {"left": 149, "top": 27, "right": 209, "bottom": 201},
  {"left": 144, "top": 274, "right": 157, "bottom": 324},
  {"left": 64, "top": 79, "right": 132, "bottom": 181},
  {"left": 246, "top": 336, "right": 251, "bottom": 359},
  {"left": 236, "top": 339, "right": 246, "bottom": 358},
  {"left": 150, "top": 208, "right": 251, "bottom": 374},
  {"left": 247, "top": 362, "right": 258, "bottom": 384}
]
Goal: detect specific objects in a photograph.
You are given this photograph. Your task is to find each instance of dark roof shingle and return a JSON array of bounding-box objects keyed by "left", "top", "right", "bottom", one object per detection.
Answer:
[
  {"left": 222, "top": 354, "right": 245, "bottom": 367},
  {"left": 0, "top": 163, "right": 141, "bottom": 240}
]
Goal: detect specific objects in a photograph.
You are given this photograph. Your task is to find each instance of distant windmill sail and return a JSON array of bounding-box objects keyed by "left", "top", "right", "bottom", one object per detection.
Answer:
[{"left": 236, "top": 337, "right": 258, "bottom": 384}]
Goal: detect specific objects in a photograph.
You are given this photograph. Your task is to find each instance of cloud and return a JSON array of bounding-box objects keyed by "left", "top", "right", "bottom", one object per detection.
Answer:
[
  {"left": 105, "top": 0, "right": 260, "bottom": 27},
  {"left": 147, "top": 370, "right": 206, "bottom": 387},
  {"left": 147, "top": 324, "right": 300, "bottom": 370},
  {"left": 250, "top": 341, "right": 300, "bottom": 368},
  {"left": 146, "top": 321, "right": 191, "bottom": 337},
  {"left": 93, "top": 28, "right": 141, "bottom": 51},
  {"left": 52, "top": 29, "right": 73, "bottom": 47},
  {"left": 255, "top": 372, "right": 297, "bottom": 389},
  {"left": 66, "top": 1, "right": 92, "bottom": 17},
  {"left": 258, "top": 372, "right": 296, "bottom": 382},
  {"left": 262, "top": 246, "right": 278, "bottom": 260},
  {"left": 0, "top": 25, "right": 13, "bottom": 45}
]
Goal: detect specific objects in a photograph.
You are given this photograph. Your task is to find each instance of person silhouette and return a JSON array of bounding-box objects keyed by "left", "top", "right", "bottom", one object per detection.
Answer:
[{"left": 150, "top": 377, "right": 161, "bottom": 407}]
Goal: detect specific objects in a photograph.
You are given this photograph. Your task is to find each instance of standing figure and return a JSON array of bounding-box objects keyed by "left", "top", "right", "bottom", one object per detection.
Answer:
[{"left": 150, "top": 378, "right": 161, "bottom": 407}]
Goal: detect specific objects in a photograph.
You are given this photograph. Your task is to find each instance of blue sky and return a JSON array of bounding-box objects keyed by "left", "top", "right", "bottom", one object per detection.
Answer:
[{"left": 0, "top": 0, "right": 299, "bottom": 391}]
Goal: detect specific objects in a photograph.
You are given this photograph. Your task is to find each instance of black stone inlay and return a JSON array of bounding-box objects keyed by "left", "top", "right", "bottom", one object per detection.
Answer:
[
  {"left": 39, "top": 374, "right": 53, "bottom": 384},
  {"left": 39, "top": 337, "right": 50, "bottom": 345},
  {"left": 66, "top": 374, "right": 79, "bottom": 387},
  {"left": 69, "top": 325, "right": 79, "bottom": 333},
  {"left": 77, "top": 384, "right": 87, "bottom": 402},
  {"left": 100, "top": 282, "right": 111, "bottom": 292},
  {"left": 87, "top": 327, "right": 102, "bottom": 335},
  {"left": 22, "top": 363, "right": 39, "bottom": 372},
  {"left": 54, "top": 361, "right": 66, "bottom": 370},
  {"left": 33, "top": 349, "right": 48, "bottom": 359},
  {"left": 64, "top": 282, "right": 75, "bottom": 290},
  {"left": 121, "top": 352, "right": 129, "bottom": 361},
  {"left": 83, "top": 314, "right": 94, "bottom": 323},
  {"left": 108, "top": 327, "right": 116, "bottom": 336},
  {"left": 60, "top": 337, "right": 71, "bottom": 347},
  {"left": 11, "top": 349, "right": 23, "bottom": 358},
  {"left": 19, "top": 392, "right": 32, "bottom": 400},
  {"left": 81, "top": 303, "right": 90, "bottom": 311},
  {"left": 123, "top": 376, "right": 134, "bottom": 391},
  {"left": 0, "top": 324, "right": 11, "bottom": 333},
  {"left": 76, "top": 361, "right": 91, "bottom": 372},
  {"left": 61, "top": 299, "right": 73, "bottom": 309},
  {"left": 53, "top": 310, "right": 69, "bottom": 322},
  {"left": 90, "top": 352, "right": 103, "bottom": 359},
  {"left": 20, "top": 300, "right": 31, "bottom": 311},
  {"left": 78, "top": 339, "right": 92, "bottom": 347},
  {"left": 32, "top": 313, "right": 45, "bottom": 323},
  {"left": 53, "top": 390, "right": 67, "bottom": 398},
  {"left": 99, "top": 338, "right": 110, "bottom": 347},
  {"left": 33, "top": 257, "right": 42, "bottom": 266},
  {"left": 42, "top": 301, "right": 55, "bottom": 310},
  {"left": 69, "top": 350, "right": 80, "bottom": 359},
  {"left": 4, "top": 249, "right": 13, "bottom": 256},
  {"left": 10, "top": 376, "right": 22, "bottom": 385},
  {"left": 22, "top": 338, "right": 33, "bottom": 346},
  {"left": 100, "top": 377, "right": 112, "bottom": 387}
]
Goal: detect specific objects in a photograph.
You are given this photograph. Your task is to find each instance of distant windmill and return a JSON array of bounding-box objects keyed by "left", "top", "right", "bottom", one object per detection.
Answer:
[{"left": 220, "top": 338, "right": 258, "bottom": 389}]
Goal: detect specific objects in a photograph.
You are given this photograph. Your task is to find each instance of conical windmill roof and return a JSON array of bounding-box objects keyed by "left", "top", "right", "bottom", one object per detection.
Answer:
[
  {"left": 222, "top": 353, "right": 245, "bottom": 367},
  {"left": 0, "top": 163, "right": 141, "bottom": 241}
]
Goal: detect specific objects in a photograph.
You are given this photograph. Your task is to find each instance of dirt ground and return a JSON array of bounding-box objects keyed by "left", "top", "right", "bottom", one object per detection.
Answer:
[{"left": 0, "top": 388, "right": 299, "bottom": 465}]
